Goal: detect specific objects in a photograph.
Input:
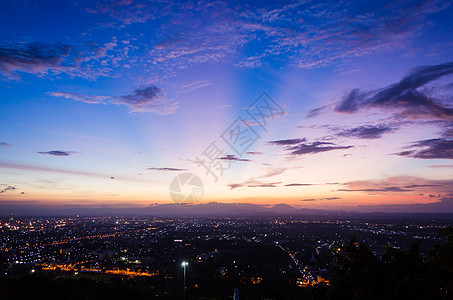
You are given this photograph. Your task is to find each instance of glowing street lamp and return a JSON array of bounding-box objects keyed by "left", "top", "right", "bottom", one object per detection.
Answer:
[{"left": 181, "top": 261, "right": 188, "bottom": 300}]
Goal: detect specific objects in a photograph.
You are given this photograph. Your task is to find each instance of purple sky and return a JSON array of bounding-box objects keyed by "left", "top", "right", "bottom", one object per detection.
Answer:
[{"left": 1, "top": 0, "right": 453, "bottom": 214}]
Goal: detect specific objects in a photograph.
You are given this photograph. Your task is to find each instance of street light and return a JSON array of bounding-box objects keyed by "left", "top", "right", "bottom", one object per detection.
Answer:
[{"left": 181, "top": 261, "right": 188, "bottom": 300}]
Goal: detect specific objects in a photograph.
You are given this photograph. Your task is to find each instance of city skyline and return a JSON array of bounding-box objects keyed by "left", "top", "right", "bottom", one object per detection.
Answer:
[{"left": 1, "top": 0, "right": 453, "bottom": 214}]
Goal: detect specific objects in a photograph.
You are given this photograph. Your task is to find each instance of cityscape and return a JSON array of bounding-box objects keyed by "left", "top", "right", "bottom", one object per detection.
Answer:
[{"left": 1, "top": 213, "right": 452, "bottom": 298}]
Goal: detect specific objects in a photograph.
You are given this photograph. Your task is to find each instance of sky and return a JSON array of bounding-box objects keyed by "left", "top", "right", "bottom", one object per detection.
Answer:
[{"left": 1, "top": 0, "right": 453, "bottom": 214}]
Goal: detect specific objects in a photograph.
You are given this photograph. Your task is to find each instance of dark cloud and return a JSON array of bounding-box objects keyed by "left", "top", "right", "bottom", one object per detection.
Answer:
[
  {"left": 396, "top": 138, "right": 453, "bottom": 159},
  {"left": 0, "top": 185, "right": 16, "bottom": 194},
  {"left": 300, "top": 197, "right": 340, "bottom": 202},
  {"left": 269, "top": 138, "right": 352, "bottom": 156},
  {"left": 0, "top": 42, "right": 72, "bottom": 79},
  {"left": 285, "top": 183, "right": 314, "bottom": 187},
  {"left": 50, "top": 85, "right": 176, "bottom": 114},
  {"left": 335, "top": 62, "right": 453, "bottom": 119},
  {"left": 119, "top": 86, "right": 161, "bottom": 107},
  {"left": 37, "top": 150, "right": 74, "bottom": 156},
  {"left": 0, "top": 142, "right": 12, "bottom": 148},
  {"left": 245, "top": 151, "right": 263, "bottom": 155},
  {"left": 147, "top": 167, "right": 187, "bottom": 171},
  {"left": 338, "top": 187, "right": 413, "bottom": 192},
  {"left": 219, "top": 155, "right": 251, "bottom": 162},
  {"left": 287, "top": 141, "right": 353, "bottom": 155},
  {"left": 338, "top": 125, "right": 395, "bottom": 139},
  {"left": 268, "top": 138, "right": 306, "bottom": 145},
  {"left": 404, "top": 184, "right": 441, "bottom": 188}
]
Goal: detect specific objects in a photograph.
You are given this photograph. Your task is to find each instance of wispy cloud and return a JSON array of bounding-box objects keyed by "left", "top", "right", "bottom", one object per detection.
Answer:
[
  {"left": 179, "top": 80, "right": 212, "bottom": 93},
  {"left": 0, "top": 142, "right": 12, "bottom": 148},
  {"left": 227, "top": 167, "right": 286, "bottom": 189},
  {"left": 50, "top": 85, "right": 177, "bottom": 114},
  {"left": 37, "top": 150, "right": 74, "bottom": 156},
  {"left": 0, "top": 162, "right": 158, "bottom": 183}
]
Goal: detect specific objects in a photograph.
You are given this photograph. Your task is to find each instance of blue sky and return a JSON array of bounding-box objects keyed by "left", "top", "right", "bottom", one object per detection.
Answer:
[{"left": 1, "top": 0, "right": 453, "bottom": 213}]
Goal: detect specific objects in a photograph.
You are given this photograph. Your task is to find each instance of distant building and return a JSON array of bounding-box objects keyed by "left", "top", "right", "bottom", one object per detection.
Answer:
[{"left": 233, "top": 288, "right": 239, "bottom": 300}]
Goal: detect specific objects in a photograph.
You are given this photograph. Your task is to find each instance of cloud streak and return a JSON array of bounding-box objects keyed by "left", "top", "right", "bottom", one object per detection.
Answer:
[
  {"left": 338, "top": 176, "right": 452, "bottom": 195},
  {"left": 147, "top": 167, "right": 187, "bottom": 171},
  {"left": 50, "top": 85, "right": 177, "bottom": 114},
  {"left": 0, "top": 142, "right": 12, "bottom": 148}
]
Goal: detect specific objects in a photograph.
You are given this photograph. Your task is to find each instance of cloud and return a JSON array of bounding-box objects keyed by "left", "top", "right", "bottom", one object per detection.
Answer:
[
  {"left": 245, "top": 151, "right": 263, "bottom": 155},
  {"left": 179, "top": 80, "right": 212, "bottom": 93},
  {"left": 84, "top": 0, "right": 165, "bottom": 26},
  {"left": 300, "top": 197, "right": 340, "bottom": 202},
  {"left": 227, "top": 167, "right": 286, "bottom": 189},
  {"left": 0, "top": 142, "right": 12, "bottom": 148},
  {"left": 0, "top": 161, "right": 157, "bottom": 183},
  {"left": 269, "top": 138, "right": 352, "bottom": 156},
  {"left": 50, "top": 85, "right": 177, "bottom": 114},
  {"left": 395, "top": 138, "right": 453, "bottom": 159},
  {"left": 338, "top": 187, "right": 413, "bottom": 192},
  {"left": 219, "top": 155, "right": 250, "bottom": 162},
  {"left": 246, "top": 181, "right": 281, "bottom": 188},
  {"left": 338, "top": 125, "right": 395, "bottom": 139},
  {"left": 147, "top": 167, "right": 187, "bottom": 171},
  {"left": 285, "top": 183, "right": 314, "bottom": 187},
  {"left": 268, "top": 138, "right": 306, "bottom": 145},
  {"left": 335, "top": 62, "right": 453, "bottom": 119},
  {"left": 37, "top": 150, "right": 74, "bottom": 156},
  {"left": 0, "top": 185, "right": 16, "bottom": 194},
  {"left": 287, "top": 141, "right": 353, "bottom": 155},
  {"left": 306, "top": 105, "right": 332, "bottom": 118},
  {"left": 337, "top": 176, "right": 452, "bottom": 195},
  {"left": 429, "top": 164, "right": 453, "bottom": 168},
  {"left": 0, "top": 42, "right": 72, "bottom": 79},
  {"left": 144, "top": 0, "right": 450, "bottom": 71}
]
